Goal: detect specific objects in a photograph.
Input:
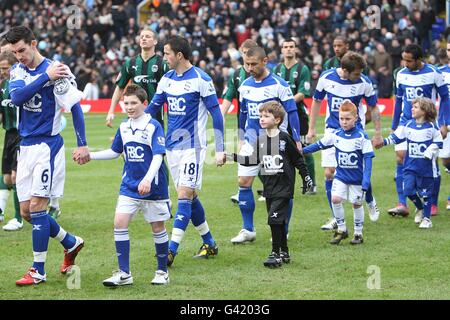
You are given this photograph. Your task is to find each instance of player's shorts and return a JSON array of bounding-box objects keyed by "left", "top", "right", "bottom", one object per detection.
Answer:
[
  {"left": 166, "top": 147, "right": 206, "bottom": 190},
  {"left": 439, "top": 135, "right": 450, "bottom": 158},
  {"left": 238, "top": 141, "right": 260, "bottom": 177},
  {"left": 2, "top": 129, "right": 21, "bottom": 174},
  {"left": 403, "top": 172, "right": 434, "bottom": 198},
  {"left": 266, "top": 197, "right": 290, "bottom": 225},
  {"left": 16, "top": 136, "right": 65, "bottom": 202},
  {"left": 331, "top": 178, "right": 364, "bottom": 205},
  {"left": 116, "top": 195, "right": 171, "bottom": 223},
  {"left": 321, "top": 128, "right": 338, "bottom": 168}
]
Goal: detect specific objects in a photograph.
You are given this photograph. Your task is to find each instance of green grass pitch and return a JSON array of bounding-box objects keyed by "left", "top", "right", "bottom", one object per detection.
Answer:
[{"left": 1, "top": 113, "right": 450, "bottom": 300}]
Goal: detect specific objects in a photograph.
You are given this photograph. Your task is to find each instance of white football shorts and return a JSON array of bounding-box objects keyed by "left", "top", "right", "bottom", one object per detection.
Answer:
[
  {"left": 237, "top": 141, "right": 260, "bottom": 177},
  {"left": 16, "top": 141, "right": 65, "bottom": 202},
  {"left": 166, "top": 148, "right": 206, "bottom": 190},
  {"left": 116, "top": 195, "right": 171, "bottom": 223},
  {"left": 439, "top": 134, "right": 450, "bottom": 158},
  {"left": 331, "top": 178, "right": 364, "bottom": 205},
  {"left": 321, "top": 128, "right": 338, "bottom": 168}
]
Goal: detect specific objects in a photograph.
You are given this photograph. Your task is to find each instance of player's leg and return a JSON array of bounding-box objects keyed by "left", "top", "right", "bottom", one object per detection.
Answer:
[
  {"left": 232, "top": 141, "right": 259, "bottom": 243},
  {"left": 0, "top": 133, "right": 13, "bottom": 223},
  {"left": 150, "top": 221, "right": 170, "bottom": 285},
  {"left": 418, "top": 177, "right": 434, "bottom": 229},
  {"left": 319, "top": 140, "right": 337, "bottom": 229},
  {"left": 43, "top": 143, "right": 84, "bottom": 274},
  {"left": 47, "top": 197, "right": 61, "bottom": 219},
  {"left": 15, "top": 145, "right": 47, "bottom": 285},
  {"left": 0, "top": 175, "right": 10, "bottom": 223},
  {"left": 403, "top": 172, "right": 423, "bottom": 224},
  {"left": 103, "top": 198, "right": 135, "bottom": 287},
  {"left": 389, "top": 146, "right": 409, "bottom": 216},
  {"left": 191, "top": 191, "right": 218, "bottom": 259},
  {"left": 10, "top": 134, "right": 22, "bottom": 226},
  {"left": 3, "top": 169, "right": 23, "bottom": 231},
  {"left": 321, "top": 159, "right": 337, "bottom": 230},
  {"left": 230, "top": 138, "right": 245, "bottom": 204},
  {"left": 3, "top": 131, "right": 23, "bottom": 229},
  {"left": 233, "top": 175, "right": 256, "bottom": 239},
  {"left": 442, "top": 158, "right": 450, "bottom": 210},
  {"left": 264, "top": 198, "right": 287, "bottom": 268},
  {"left": 330, "top": 179, "right": 349, "bottom": 245},
  {"left": 165, "top": 149, "right": 196, "bottom": 262},
  {"left": 169, "top": 186, "right": 194, "bottom": 257},
  {"left": 430, "top": 164, "right": 440, "bottom": 216},
  {"left": 365, "top": 184, "right": 380, "bottom": 222},
  {"left": 349, "top": 185, "right": 364, "bottom": 245},
  {"left": 284, "top": 199, "right": 293, "bottom": 237},
  {"left": 183, "top": 148, "right": 218, "bottom": 258},
  {"left": 144, "top": 201, "right": 171, "bottom": 285}
]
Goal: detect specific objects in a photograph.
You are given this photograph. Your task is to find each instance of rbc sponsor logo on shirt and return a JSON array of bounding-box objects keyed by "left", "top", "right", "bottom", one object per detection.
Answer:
[
  {"left": 338, "top": 152, "right": 358, "bottom": 168},
  {"left": 262, "top": 155, "right": 284, "bottom": 174},
  {"left": 167, "top": 97, "right": 187, "bottom": 115},
  {"left": 126, "top": 146, "right": 145, "bottom": 162},
  {"left": 248, "top": 102, "right": 260, "bottom": 119},
  {"left": 24, "top": 93, "right": 43, "bottom": 112},
  {"left": 408, "top": 142, "right": 427, "bottom": 158},
  {"left": 331, "top": 97, "right": 343, "bottom": 112},
  {"left": 405, "top": 87, "right": 424, "bottom": 101}
]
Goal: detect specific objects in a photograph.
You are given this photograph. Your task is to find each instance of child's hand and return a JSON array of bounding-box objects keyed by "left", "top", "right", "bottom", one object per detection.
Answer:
[
  {"left": 302, "top": 175, "right": 314, "bottom": 194},
  {"left": 138, "top": 179, "right": 151, "bottom": 195},
  {"left": 373, "top": 138, "right": 384, "bottom": 149},
  {"left": 225, "top": 152, "right": 235, "bottom": 162}
]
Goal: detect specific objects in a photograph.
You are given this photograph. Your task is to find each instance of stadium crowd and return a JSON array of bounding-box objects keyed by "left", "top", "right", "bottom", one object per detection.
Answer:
[{"left": 0, "top": 0, "right": 447, "bottom": 99}]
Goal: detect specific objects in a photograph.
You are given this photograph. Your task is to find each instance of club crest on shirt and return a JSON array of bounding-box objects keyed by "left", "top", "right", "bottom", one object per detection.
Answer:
[
  {"left": 54, "top": 78, "right": 70, "bottom": 95},
  {"left": 279, "top": 140, "right": 286, "bottom": 152},
  {"left": 157, "top": 136, "right": 165, "bottom": 146}
]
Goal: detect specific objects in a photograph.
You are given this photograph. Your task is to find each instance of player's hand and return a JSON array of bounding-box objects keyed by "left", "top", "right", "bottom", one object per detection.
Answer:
[
  {"left": 106, "top": 113, "right": 115, "bottom": 128},
  {"left": 301, "top": 175, "right": 314, "bottom": 194},
  {"left": 296, "top": 141, "right": 303, "bottom": 152},
  {"left": 46, "top": 62, "right": 69, "bottom": 81},
  {"left": 358, "top": 190, "right": 367, "bottom": 206},
  {"left": 373, "top": 136, "right": 384, "bottom": 149},
  {"left": 225, "top": 152, "right": 234, "bottom": 162},
  {"left": 138, "top": 179, "right": 151, "bottom": 195},
  {"left": 73, "top": 146, "right": 90, "bottom": 165},
  {"left": 215, "top": 151, "right": 226, "bottom": 167},
  {"left": 440, "top": 125, "right": 448, "bottom": 140},
  {"left": 306, "top": 128, "right": 316, "bottom": 143},
  {"left": 371, "top": 134, "right": 383, "bottom": 148}
]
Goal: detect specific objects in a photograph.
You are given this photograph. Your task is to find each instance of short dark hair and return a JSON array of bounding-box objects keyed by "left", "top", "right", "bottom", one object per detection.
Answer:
[
  {"left": 0, "top": 51, "right": 17, "bottom": 65},
  {"left": 259, "top": 100, "right": 285, "bottom": 126},
  {"left": 437, "top": 48, "right": 448, "bottom": 62},
  {"left": 165, "top": 36, "right": 191, "bottom": 60},
  {"left": 124, "top": 84, "right": 148, "bottom": 102},
  {"left": 341, "top": 51, "right": 367, "bottom": 73},
  {"left": 333, "top": 36, "right": 348, "bottom": 45},
  {"left": 4, "top": 26, "right": 36, "bottom": 45},
  {"left": 282, "top": 38, "right": 297, "bottom": 47},
  {"left": 246, "top": 47, "right": 266, "bottom": 60},
  {"left": 402, "top": 44, "right": 423, "bottom": 60}
]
